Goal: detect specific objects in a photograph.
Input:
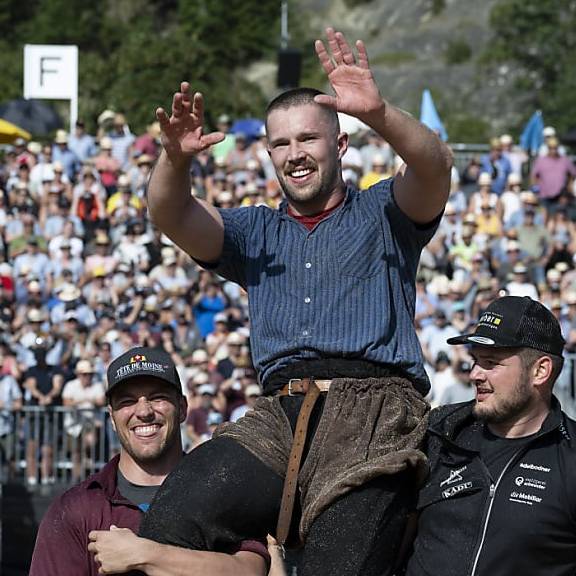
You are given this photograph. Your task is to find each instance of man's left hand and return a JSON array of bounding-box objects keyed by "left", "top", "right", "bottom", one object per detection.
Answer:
[{"left": 314, "top": 27, "right": 384, "bottom": 121}]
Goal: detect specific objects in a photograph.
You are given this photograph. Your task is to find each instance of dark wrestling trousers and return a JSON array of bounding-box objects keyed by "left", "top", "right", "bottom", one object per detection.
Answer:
[{"left": 139, "top": 394, "right": 417, "bottom": 576}]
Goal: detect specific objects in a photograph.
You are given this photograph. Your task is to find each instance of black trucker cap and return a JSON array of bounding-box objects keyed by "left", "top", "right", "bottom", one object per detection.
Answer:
[
  {"left": 106, "top": 346, "right": 182, "bottom": 397},
  {"left": 447, "top": 296, "right": 565, "bottom": 356}
]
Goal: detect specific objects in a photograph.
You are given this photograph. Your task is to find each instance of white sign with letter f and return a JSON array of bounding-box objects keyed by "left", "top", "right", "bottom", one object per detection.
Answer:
[{"left": 24, "top": 44, "right": 79, "bottom": 128}]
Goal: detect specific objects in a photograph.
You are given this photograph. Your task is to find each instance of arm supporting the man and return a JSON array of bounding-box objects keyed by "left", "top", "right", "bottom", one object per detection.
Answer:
[
  {"left": 135, "top": 545, "right": 266, "bottom": 576},
  {"left": 88, "top": 527, "right": 267, "bottom": 576}
]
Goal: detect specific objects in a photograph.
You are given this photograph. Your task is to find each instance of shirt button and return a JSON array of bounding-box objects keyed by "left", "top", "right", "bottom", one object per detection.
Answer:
[
  {"left": 302, "top": 330, "right": 309, "bottom": 336},
  {"left": 304, "top": 297, "right": 311, "bottom": 304},
  {"left": 305, "top": 262, "right": 312, "bottom": 269}
]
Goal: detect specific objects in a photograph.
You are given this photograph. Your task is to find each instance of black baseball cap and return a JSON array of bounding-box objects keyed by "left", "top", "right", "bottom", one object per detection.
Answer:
[
  {"left": 106, "top": 346, "right": 182, "bottom": 397},
  {"left": 447, "top": 296, "right": 565, "bottom": 356}
]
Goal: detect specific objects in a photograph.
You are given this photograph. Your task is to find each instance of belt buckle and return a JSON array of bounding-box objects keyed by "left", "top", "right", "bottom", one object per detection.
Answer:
[{"left": 288, "top": 379, "right": 301, "bottom": 396}]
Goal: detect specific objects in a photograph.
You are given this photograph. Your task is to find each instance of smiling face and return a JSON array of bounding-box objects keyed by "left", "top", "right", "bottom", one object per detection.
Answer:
[
  {"left": 469, "top": 347, "right": 534, "bottom": 425},
  {"left": 266, "top": 103, "right": 347, "bottom": 215},
  {"left": 109, "top": 377, "right": 186, "bottom": 466}
]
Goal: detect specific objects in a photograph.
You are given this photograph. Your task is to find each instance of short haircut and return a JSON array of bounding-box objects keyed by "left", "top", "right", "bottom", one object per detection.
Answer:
[
  {"left": 265, "top": 88, "right": 340, "bottom": 134},
  {"left": 519, "top": 347, "right": 564, "bottom": 388}
]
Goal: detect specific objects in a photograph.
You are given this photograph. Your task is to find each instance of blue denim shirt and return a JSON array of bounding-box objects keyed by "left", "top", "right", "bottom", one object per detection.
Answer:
[{"left": 212, "top": 179, "right": 439, "bottom": 394}]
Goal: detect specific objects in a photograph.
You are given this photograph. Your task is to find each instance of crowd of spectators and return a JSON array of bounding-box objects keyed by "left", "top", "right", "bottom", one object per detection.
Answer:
[{"left": 0, "top": 109, "right": 575, "bottom": 486}]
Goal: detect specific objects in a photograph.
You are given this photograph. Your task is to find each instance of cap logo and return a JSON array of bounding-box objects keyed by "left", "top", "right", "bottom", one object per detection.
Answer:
[
  {"left": 478, "top": 312, "right": 502, "bottom": 330},
  {"left": 130, "top": 354, "right": 147, "bottom": 363},
  {"left": 115, "top": 360, "right": 167, "bottom": 380},
  {"left": 468, "top": 336, "right": 496, "bottom": 345}
]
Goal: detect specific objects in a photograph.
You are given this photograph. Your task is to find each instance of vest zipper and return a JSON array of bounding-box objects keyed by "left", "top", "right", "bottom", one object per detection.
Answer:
[{"left": 469, "top": 448, "right": 523, "bottom": 576}]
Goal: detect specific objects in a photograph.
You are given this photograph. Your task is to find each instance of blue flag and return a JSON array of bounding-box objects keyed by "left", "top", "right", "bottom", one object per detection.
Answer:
[
  {"left": 420, "top": 89, "right": 448, "bottom": 142},
  {"left": 520, "top": 111, "right": 544, "bottom": 155}
]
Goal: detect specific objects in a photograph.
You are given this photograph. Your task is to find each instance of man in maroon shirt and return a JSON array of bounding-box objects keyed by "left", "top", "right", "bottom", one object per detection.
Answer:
[{"left": 29, "top": 347, "right": 268, "bottom": 576}]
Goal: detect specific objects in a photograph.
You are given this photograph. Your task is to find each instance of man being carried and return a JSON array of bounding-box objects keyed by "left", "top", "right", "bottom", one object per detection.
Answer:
[{"left": 142, "top": 28, "right": 452, "bottom": 576}]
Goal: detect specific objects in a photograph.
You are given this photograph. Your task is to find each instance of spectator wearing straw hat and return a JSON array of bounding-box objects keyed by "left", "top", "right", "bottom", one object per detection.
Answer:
[
  {"left": 133, "top": 153, "right": 155, "bottom": 198},
  {"left": 133, "top": 121, "right": 161, "bottom": 160},
  {"left": 211, "top": 113, "right": 236, "bottom": 163},
  {"left": 62, "top": 359, "right": 106, "bottom": 482},
  {"left": 106, "top": 174, "right": 143, "bottom": 227},
  {"left": 49, "top": 237, "right": 84, "bottom": 286},
  {"left": 29, "top": 143, "right": 56, "bottom": 196},
  {"left": 468, "top": 172, "right": 502, "bottom": 219},
  {"left": 107, "top": 113, "right": 135, "bottom": 171},
  {"left": 359, "top": 153, "right": 392, "bottom": 190},
  {"left": 532, "top": 136, "right": 576, "bottom": 210},
  {"left": 93, "top": 136, "right": 121, "bottom": 196},
  {"left": 229, "top": 383, "right": 262, "bottom": 423},
  {"left": 506, "top": 263, "right": 539, "bottom": 300},
  {"left": 538, "top": 126, "right": 567, "bottom": 157},
  {"left": 48, "top": 219, "right": 84, "bottom": 260},
  {"left": 83, "top": 231, "right": 117, "bottom": 279},
  {"left": 52, "top": 129, "right": 81, "bottom": 182},
  {"left": 13, "top": 236, "right": 51, "bottom": 294},
  {"left": 495, "top": 240, "right": 524, "bottom": 284},
  {"left": 499, "top": 133, "right": 527, "bottom": 177},
  {"left": 112, "top": 218, "right": 150, "bottom": 271},
  {"left": 480, "top": 137, "right": 512, "bottom": 195},
  {"left": 186, "top": 381, "right": 223, "bottom": 448},
  {"left": 51, "top": 284, "right": 96, "bottom": 328},
  {"left": 499, "top": 172, "right": 523, "bottom": 227}
]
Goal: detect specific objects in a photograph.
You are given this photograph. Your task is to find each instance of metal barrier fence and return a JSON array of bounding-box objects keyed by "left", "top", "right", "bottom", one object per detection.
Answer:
[
  {"left": 450, "top": 143, "right": 490, "bottom": 173},
  {"left": 556, "top": 353, "right": 576, "bottom": 419},
  {"left": 2, "top": 356, "right": 576, "bottom": 486},
  {"left": 0, "top": 406, "right": 113, "bottom": 486}
]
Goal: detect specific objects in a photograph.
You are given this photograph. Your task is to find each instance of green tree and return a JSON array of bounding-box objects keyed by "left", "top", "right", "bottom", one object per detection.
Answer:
[
  {"left": 486, "top": 0, "right": 576, "bottom": 134},
  {"left": 444, "top": 38, "right": 472, "bottom": 65},
  {"left": 0, "top": 0, "right": 285, "bottom": 136}
]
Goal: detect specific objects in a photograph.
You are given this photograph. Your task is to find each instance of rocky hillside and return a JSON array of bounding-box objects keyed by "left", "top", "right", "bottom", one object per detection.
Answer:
[{"left": 249, "top": 0, "right": 528, "bottom": 140}]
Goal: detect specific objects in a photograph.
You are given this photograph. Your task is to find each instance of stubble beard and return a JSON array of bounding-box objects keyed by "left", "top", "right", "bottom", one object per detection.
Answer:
[
  {"left": 279, "top": 161, "right": 340, "bottom": 208},
  {"left": 473, "top": 373, "right": 533, "bottom": 425},
  {"left": 119, "top": 422, "right": 179, "bottom": 465}
]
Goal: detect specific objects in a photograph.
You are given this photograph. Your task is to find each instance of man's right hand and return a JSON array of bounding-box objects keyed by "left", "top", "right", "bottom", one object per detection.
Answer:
[{"left": 156, "top": 82, "right": 226, "bottom": 164}]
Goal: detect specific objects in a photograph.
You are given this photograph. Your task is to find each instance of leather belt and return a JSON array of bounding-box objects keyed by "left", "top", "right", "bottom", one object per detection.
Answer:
[
  {"left": 276, "top": 378, "right": 329, "bottom": 551},
  {"left": 277, "top": 378, "right": 332, "bottom": 396}
]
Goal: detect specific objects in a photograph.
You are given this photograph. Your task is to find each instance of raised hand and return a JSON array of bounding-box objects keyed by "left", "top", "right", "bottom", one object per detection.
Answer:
[
  {"left": 314, "top": 28, "right": 384, "bottom": 120},
  {"left": 156, "top": 82, "right": 225, "bottom": 163}
]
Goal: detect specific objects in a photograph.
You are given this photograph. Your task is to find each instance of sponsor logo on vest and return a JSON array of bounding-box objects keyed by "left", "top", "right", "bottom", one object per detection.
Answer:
[
  {"left": 519, "top": 462, "right": 550, "bottom": 473},
  {"left": 442, "top": 482, "right": 472, "bottom": 499},
  {"left": 440, "top": 466, "right": 467, "bottom": 488},
  {"left": 509, "top": 491, "right": 542, "bottom": 505},
  {"left": 515, "top": 476, "right": 546, "bottom": 490}
]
